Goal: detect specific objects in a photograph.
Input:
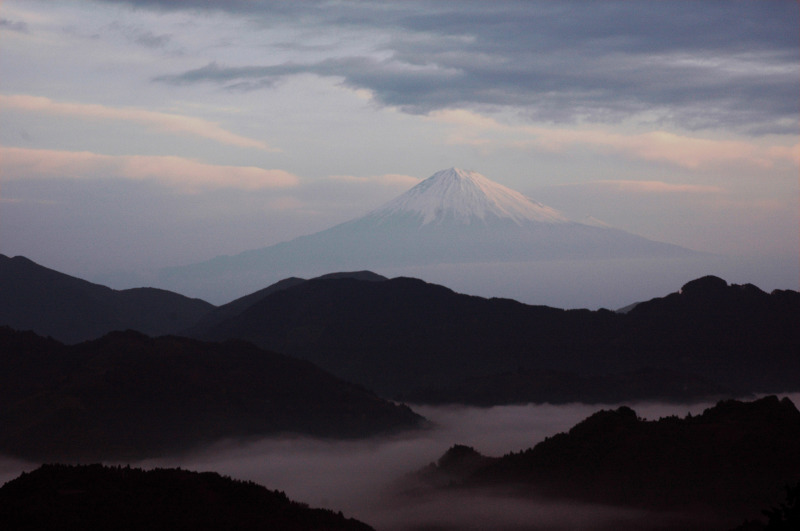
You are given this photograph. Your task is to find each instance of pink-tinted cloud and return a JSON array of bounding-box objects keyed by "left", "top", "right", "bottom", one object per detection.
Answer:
[
  {"left": 0, "top": 94, "right": 275, "bottom": 151},
  {"left": 592, "top": 180, "right": 724, "bottom": 195},
  {"left": 767, "top": 143, "right": 800, "bottom": 165},
  {"left": 429, "top": 109, "right": 796, "bottom": 170},
  {"left": 0, "top": 146, "right": 299, "bottom": 192},
  {"left": 328, "top": 173, "right": 421, "bottom": 188},
  {"left": 551, "top": 130, "right": 762, "bottom": 169}
]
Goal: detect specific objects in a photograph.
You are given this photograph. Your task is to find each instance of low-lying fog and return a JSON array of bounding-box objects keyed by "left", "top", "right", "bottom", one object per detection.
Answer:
[{"left": 3, "top": 395, "right": 798, "bottom": 530}]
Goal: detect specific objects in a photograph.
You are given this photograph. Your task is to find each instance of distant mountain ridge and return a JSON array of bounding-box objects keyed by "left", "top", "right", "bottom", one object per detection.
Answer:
[
  {"left": 156, "top": 168, "right": 698, "bottom": 303},
  {"left": 0, "top": 254, "right": 395, "bottom": 343},
  {"left": 0, "top": 254, "right": 213, "bottom": 343}
]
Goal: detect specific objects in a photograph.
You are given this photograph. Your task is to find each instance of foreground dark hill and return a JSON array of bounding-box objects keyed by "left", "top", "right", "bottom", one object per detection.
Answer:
[
  {"left": 0, "top": 464, "right": 374, "bottom": 531},
  {"left": 0, "top": 254, "right": 214, "bottom": 343},
  {"left": 197, "top": 274, "right": 799, "bottom": 402},
  {"left": 0, "top": 327, "right": 422, "bottom": 461},
  {"left": 412, "top": 396, "right": 800, "bottom": 531}
]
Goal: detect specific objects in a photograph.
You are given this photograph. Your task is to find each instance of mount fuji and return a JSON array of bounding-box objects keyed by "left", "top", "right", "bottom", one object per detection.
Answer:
[
  {"left": 371, "top": 167, "right": 568, "bottom": 226},
  {"left": 157, "top": 168, "right": 697, "bottom": 303}
]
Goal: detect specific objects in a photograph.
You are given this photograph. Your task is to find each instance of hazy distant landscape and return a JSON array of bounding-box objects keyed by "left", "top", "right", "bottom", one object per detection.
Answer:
[
  {"left": 0, "top": 168, "right": 799, "bottom": 531},
  {"left": 1, "top": 1, "right": 798, "bottom": 529},
  {"left": 2, "top": 138, "right": 798, "bottom": 531},
  {"left": 1, "top": 253, "right": 799, "bottom": 529}
]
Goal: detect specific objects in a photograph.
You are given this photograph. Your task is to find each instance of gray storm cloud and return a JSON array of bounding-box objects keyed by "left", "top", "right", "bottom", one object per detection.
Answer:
[{"left": 142, "top": 0, "right": 798, "bottom": 135}]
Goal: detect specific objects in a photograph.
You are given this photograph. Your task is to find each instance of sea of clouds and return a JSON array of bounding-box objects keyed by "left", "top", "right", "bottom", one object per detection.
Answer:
[{"left": 3, "top": 395, "right": 797, "bottom": 530}]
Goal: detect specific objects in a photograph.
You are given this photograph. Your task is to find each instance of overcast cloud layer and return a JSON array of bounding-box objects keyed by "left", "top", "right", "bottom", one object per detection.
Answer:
[
  {"left": 148, "top": 0, "right": 799, "bottom": 134},
  {"left": 0, "top": 0, "right": 797, "bottom": 306}
]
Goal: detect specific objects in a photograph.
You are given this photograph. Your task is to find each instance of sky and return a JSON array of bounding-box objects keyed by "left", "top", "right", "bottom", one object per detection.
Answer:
[{"left": 1, "top": 0, "right": 798, "bottom": 304}]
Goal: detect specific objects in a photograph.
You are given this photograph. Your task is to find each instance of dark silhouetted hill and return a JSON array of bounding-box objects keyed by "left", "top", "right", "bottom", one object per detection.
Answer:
[
  {"left": 184, "top": 271, "right": 387, "bottom": 334},
  {"left": 4, "top": 253, "right": 797, "bottom": 406},
  {"left": 414, "top": 396, "right": 800, "bottom": 530},
  {"left": 196, "top": 274, "right": 798, "bottom": 402},
  {"left": 0, "top": 327, "right": 423, "bottom": 461},
  {"left": 0, "top": 464, "right": 374, "bottom": 531},
  {"left": 0, "top": 254, "right": 214, "bottom": 343}
]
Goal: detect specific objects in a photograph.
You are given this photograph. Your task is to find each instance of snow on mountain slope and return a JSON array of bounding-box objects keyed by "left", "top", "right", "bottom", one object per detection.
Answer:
[
  {"left": 369, "top": 168, "right": 568, "bottom": 225},
  {"left": 156, "top": 167, "right": 701, "bottom": 304}
]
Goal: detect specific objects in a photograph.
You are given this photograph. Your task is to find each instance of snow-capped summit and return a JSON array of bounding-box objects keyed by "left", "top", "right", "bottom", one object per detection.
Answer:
[{"left": 370, "top": 168, "right": 568, "bottom": 226}]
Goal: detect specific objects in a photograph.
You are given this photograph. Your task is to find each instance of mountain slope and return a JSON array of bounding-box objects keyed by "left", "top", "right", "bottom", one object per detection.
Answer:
[
  {"left": 196, "top": 275, "right": 799, "bottom": 402},
  {"left": 157, "top": 168, "right": 697, "bottom": 303},
  {"left": 0, "top": 254, "right": 214, "bottom": 343},
  {"left": 0, "top": 327, "right": 423, "bottom": 461}
]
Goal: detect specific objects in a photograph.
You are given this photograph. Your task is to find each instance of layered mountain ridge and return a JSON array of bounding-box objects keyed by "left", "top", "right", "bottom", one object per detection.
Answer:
[
  {"left": 2, "top": 253, "right": 797, "bottom": 405},
  {"left": 196, "top": 273, "right": 799, "bottom": 401},
  {"left": 0, "top": 254, "right": 213, "bottom": 344}
]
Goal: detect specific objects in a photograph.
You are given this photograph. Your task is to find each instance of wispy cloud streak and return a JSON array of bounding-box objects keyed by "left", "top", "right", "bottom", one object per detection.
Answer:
[
  {"left": 429, "top": 110, "right": 798, "bottom": 170},
  {"left": 0, "top": 146, "right": 298, "bottom": 192},
  {"left": 0, "top": 94, "right": 275, "bottom": 151},
  {"left": 590, "top": 181, "right": 723, "bottom": 195}
]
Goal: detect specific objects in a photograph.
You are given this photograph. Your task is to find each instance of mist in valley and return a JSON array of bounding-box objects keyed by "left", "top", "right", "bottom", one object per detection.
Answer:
[
  {"left": 5, "top": 397, "right": 792, "bottom": 530},
  {"left": 3, "top": 395, "right": 796, "bottom": 529}
]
